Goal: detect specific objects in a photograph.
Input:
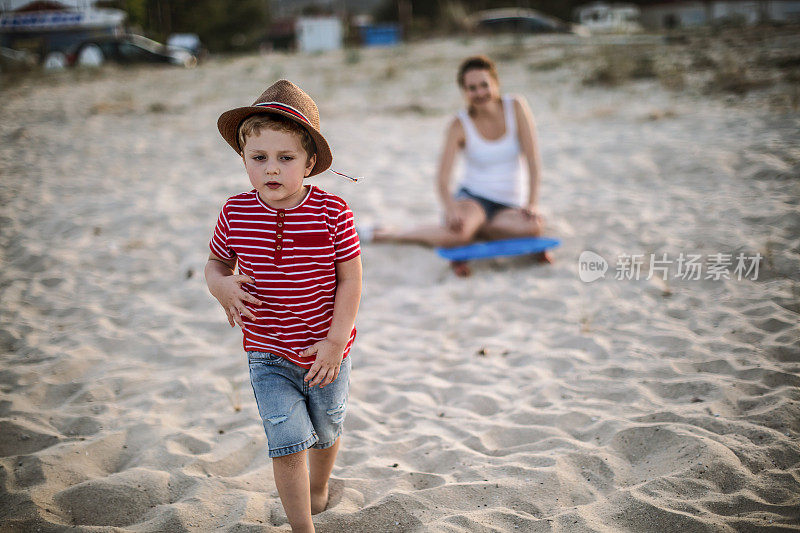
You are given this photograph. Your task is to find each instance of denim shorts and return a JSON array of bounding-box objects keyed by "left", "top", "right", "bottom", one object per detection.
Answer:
[
  {"left": 247, "top": 351, "right": 351, "bottom": 458},
  {"left": 454, "top": 187, "right": 514, "bottom": 220}
]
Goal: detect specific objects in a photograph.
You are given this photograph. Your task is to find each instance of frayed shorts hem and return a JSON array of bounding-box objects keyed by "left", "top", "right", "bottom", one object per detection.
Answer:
[
  {"left": 268, "top": 430, "right": 342, "bottom": 457},
  {"left": 310, "top": 429, "right": 342, "bottom": 451},
  {"left": 268, "top": 434, "right": 318, "bottom": 458}
]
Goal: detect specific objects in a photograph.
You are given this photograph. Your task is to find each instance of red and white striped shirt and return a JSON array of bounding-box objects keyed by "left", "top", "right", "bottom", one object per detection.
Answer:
[{"left": 209, "top": 185, "right": 361, "bottom": 368}]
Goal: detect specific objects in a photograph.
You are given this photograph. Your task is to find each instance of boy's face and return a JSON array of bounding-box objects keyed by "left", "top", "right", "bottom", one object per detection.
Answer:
[{"left": 242, "top": 127, "right": 316, "bottom": 209}]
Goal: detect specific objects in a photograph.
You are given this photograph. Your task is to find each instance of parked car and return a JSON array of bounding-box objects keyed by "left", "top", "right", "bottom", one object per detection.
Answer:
[
  {"left": 166, "top": 33, "right": 205, "bottom": 57},
  {"left": 471, "top": 8, "right": 581, "bottom": 35},
  {"left": 68, "top": 34, "right": 197, "bottom": 68},
  {"left": 0, "top": 45, "right": 36, "bottom": 72}
]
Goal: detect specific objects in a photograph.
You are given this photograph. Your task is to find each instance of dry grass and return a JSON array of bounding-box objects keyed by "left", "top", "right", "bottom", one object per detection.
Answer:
[
  {"left": 705, "top": 59, "right": 776, "bottom": 94},
  {"left": 528, "top": 57, "right": 568, "bottom": 72},
  {"left": 582, "top": 46, "right": 658, "bottom": 87},
  {"left": 89, "top": 95, "right": 135, "bottom": 115},
  {"left": 579, "top": 24, "right": 799, "bottom": 102}
]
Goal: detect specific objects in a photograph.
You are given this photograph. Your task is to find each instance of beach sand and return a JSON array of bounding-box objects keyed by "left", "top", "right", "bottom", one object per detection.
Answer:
[{"left": 1, "top": 30, "right": 799, "bottom": 532}]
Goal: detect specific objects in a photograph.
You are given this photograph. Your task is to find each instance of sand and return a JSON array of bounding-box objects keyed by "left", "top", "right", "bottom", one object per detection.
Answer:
[{"left": 1, "top": 30, "right": 799, "bottom": 532}]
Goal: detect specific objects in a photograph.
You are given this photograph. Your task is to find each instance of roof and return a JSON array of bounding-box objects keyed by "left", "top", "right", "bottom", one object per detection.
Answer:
[{"left": 471, "top": 7, "right": 565, "bottom": 26}]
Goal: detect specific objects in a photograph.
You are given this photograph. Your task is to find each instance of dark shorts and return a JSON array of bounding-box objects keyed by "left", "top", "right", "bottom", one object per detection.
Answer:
[{"left": 455, "top": 188, "right": 514, "bottom": 220}]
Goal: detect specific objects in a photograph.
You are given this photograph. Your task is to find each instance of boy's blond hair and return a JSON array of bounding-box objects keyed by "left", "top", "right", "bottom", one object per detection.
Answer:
[{"left": 238, "top": 113, "right": 316, "bottom": 159}]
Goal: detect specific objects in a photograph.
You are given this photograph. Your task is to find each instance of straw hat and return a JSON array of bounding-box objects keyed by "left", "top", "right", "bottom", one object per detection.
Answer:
[{"left": 217, "top": 79, "right": 332, "bottom": 176}]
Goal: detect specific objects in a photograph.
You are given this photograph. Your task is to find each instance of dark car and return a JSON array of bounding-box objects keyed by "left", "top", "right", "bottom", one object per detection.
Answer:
[
  {"left": 68, "top": 34, "right": 196, "bottom": 68},
  {"left": 472, "top": 8, "right": 577, "bottom": 34}
]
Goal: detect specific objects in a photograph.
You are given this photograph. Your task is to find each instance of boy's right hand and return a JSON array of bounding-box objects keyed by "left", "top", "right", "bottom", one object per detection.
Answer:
[{"left": 212, "top": 275, "right": 261, "bottom": 328}]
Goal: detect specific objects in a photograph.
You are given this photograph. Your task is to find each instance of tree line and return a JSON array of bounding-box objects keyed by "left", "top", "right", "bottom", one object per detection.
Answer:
[{"left": 104, "top": 0, "right": 662, "bottom": 52}]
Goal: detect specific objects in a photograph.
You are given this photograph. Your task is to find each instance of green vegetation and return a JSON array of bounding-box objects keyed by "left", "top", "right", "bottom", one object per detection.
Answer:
[{"left": 120, "top": 0, "right": 270, "bottom": 52}]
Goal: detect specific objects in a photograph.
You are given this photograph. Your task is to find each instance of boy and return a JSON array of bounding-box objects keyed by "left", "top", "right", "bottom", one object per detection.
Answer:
[{"left": 205, "top": 80, "right": 361, "bottom": 533}]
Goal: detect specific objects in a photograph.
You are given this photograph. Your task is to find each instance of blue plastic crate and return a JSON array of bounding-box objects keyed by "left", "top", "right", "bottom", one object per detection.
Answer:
[{"left": 360, "top": 24, "right": 400, "bottom": 47}]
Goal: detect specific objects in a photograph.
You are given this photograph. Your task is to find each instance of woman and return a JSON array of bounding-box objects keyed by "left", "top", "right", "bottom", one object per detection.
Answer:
[{"left": 373, "top": 55, "right": 548, "bottom": 271}]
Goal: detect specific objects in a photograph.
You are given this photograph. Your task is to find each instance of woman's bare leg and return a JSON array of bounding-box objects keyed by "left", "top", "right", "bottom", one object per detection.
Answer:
[
  {"left": 374, "top": 200, "right": 486, "bottom": 247},
  {"left": 479, "top": 209, "right": 552, "bottom": 262},
  {"left": 478, "top": 209, "right": 544, "bottom": 240}
]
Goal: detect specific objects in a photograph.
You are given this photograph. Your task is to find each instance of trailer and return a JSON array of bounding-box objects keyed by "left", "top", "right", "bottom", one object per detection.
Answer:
[{"left": 0, "top": 3, "right": 125, "bottom": 68}]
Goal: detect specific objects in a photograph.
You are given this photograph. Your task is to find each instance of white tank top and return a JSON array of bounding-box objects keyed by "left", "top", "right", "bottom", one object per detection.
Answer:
[{"left": 457, "top": 95, "right": 526, "bottom": 207}]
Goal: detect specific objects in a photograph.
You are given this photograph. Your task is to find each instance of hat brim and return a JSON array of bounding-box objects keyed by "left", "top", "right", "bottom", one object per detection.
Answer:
[{"left": 217, "top": 106, "right": 332, "bottom": 177}]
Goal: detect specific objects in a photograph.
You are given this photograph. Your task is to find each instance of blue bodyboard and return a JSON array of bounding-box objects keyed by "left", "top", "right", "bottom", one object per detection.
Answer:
[{"left": 436, "top": 237, "right": 561, "bottom": 262}]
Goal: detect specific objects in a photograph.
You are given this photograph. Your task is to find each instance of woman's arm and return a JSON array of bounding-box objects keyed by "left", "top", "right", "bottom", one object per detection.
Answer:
[
  {"left": 514, "top": 96, "right": 542, "bottom": 212},
  {"left": 437, "top": 118, "right": 466, "bottom": 229},
  {"left": 437, "top": 118, "right": 464, "bottom": 205}
]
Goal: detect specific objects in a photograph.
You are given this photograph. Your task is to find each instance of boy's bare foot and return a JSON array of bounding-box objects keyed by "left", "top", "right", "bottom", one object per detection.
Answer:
[{"left": 310, "top": 483, "right": 329, "bottom": 515}]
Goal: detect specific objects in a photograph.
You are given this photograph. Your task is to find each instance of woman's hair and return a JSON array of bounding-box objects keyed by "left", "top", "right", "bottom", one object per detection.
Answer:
[
  {"left": 237, "top": 113, "right": 316, "bottom": 158},
  {"left": 457, "top": 55, "right": 499, "bottom": 88}
]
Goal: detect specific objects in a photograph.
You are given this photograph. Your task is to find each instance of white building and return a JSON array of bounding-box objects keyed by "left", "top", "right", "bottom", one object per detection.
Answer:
[
  {"left": 576, "top": 2, "right": 643, "bottom": 33},
  {"left": 638, "top": 1, "right": 800, "bottom": 29},
  {"left": 296, "top": 16, "right": 342, "bottom": 52}
]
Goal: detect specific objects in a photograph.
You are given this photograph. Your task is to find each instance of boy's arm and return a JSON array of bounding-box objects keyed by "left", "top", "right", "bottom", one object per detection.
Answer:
[
  {"left": 204, "top": 252, "right": 262, "bottom": 328},
  {"left": 302, "top": 256, "right": 362, "bottom": 388}
]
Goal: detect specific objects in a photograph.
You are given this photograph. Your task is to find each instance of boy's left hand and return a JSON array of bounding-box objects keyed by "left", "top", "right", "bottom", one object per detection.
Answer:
[{"left": 302, "top": 339, "right": 346, "bottom": 388}]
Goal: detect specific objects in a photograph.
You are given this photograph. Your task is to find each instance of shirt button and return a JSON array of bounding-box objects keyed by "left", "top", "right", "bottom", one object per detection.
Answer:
[
  {"left": 277, "top": 233, "right": 282, "bottom": 239},
  {"left": 278, "top": 212, "right": 284, "bottom": 218},
  {"left": 277, "top": 222, "right": 283, "bottom": 227},
  {"left": 276, "top": 245, "right": 282, "bottom": 250}
]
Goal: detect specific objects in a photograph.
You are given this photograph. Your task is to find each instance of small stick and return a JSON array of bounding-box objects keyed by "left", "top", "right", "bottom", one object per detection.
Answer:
[{"left": 329, "top": 169, "right": 364, "bottom": 182}]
